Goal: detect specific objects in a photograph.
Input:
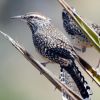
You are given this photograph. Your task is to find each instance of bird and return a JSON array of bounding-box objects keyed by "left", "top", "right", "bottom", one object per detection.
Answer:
[
  {"left": 62, "top": 9, "right": 100, "bottom": 73},
  {"left": 11, "top": 12, "right": 92, "bottom": 99},
  {"left": 62, "top": 9, "right": 100, "bottom": 53}
]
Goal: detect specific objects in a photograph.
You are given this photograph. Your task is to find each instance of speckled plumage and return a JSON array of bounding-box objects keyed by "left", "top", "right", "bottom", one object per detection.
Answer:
[
  {"left": 13, "top": 12, "right": 92, "bottom": 99},
  {"left": 28, "top": 13, "right": 92, "bottom": 99},
  {"left": 62, "top": 9, "right": 100, "bottom": 52}
]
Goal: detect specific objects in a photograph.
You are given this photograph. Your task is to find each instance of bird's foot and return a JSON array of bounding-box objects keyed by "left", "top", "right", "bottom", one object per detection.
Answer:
[
  {"left": 40, "top": 61, "right": 51, "bottom": 75},
  {"left": 81, "top": 46, "right": 86, "bottom": 53},
  {"left": 73, "top": 46, "right": 86, "bottom": 53},
  {"left": 41, "top": 61, "right": 50, "bottom": 67}
]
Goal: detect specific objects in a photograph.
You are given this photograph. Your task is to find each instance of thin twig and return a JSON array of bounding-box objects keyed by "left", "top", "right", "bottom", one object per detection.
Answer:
[{"left": 0, "top": 30, "right": 82, "bottom": 100}]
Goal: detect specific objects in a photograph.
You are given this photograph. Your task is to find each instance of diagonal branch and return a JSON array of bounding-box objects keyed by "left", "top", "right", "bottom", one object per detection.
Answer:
[
  {"left": 0, "top": 30, "right": 82, "bottom": 100},
  {"left": 58, "top": 0, "right": 100, "bottom": 52}
]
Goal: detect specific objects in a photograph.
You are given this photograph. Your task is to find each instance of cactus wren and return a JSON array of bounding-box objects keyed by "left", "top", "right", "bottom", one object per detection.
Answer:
[
  {"left": 62, "top": 9, "right": 100, "bottom": 52},
  {"left": 12, "top": 12, "right": 92, "bottom": 99}
]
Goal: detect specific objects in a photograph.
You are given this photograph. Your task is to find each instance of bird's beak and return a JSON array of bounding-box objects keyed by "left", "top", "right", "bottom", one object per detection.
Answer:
[{"left": 11, "top": 15, "right": 24, "bottom": 19}]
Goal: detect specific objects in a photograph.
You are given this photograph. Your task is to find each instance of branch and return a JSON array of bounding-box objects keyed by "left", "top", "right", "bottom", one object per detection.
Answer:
[
  {"left": 58, "top": 0, "right": 100, "bottom": 52},
  {"left": 0, "top": 30, "right": 82, "bottom": 100}
]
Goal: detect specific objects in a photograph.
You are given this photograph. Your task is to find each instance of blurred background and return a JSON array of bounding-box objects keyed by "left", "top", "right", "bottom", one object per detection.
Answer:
[{"left": 0, "top": 0, "right": 100, "bottom": 100}]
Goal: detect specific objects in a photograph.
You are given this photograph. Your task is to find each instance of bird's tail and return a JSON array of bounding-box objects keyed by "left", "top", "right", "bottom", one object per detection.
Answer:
[{"left": 60, "top": 61, "right": 92, "bottom": 100}]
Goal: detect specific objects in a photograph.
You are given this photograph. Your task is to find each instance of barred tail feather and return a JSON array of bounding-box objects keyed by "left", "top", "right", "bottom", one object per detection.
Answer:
[{"left": 60, "top": 62, "right": 92, "bottom": 100}]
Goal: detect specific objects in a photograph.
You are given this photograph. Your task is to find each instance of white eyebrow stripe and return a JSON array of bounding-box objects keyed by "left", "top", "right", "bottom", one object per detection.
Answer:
[
  {"left": 25, "top": 12, "right": 47, "bottom": 20},
  {"left": 33, "top": 14, "right": 46, "bottom": 19}
]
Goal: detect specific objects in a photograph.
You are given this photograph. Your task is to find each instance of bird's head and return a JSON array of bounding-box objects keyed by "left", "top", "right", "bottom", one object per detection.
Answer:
[{"left": 11, "top": 12, "right": 51, "bottom": 29}]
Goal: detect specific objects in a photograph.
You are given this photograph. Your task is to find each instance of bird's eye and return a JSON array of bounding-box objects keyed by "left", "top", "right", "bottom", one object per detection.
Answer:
[
  {"left": 35, "top": 17, "right": 38, "bottom": 19},
  {"left": 29, "top": 16, "right": 33, "bottom": 19}
]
